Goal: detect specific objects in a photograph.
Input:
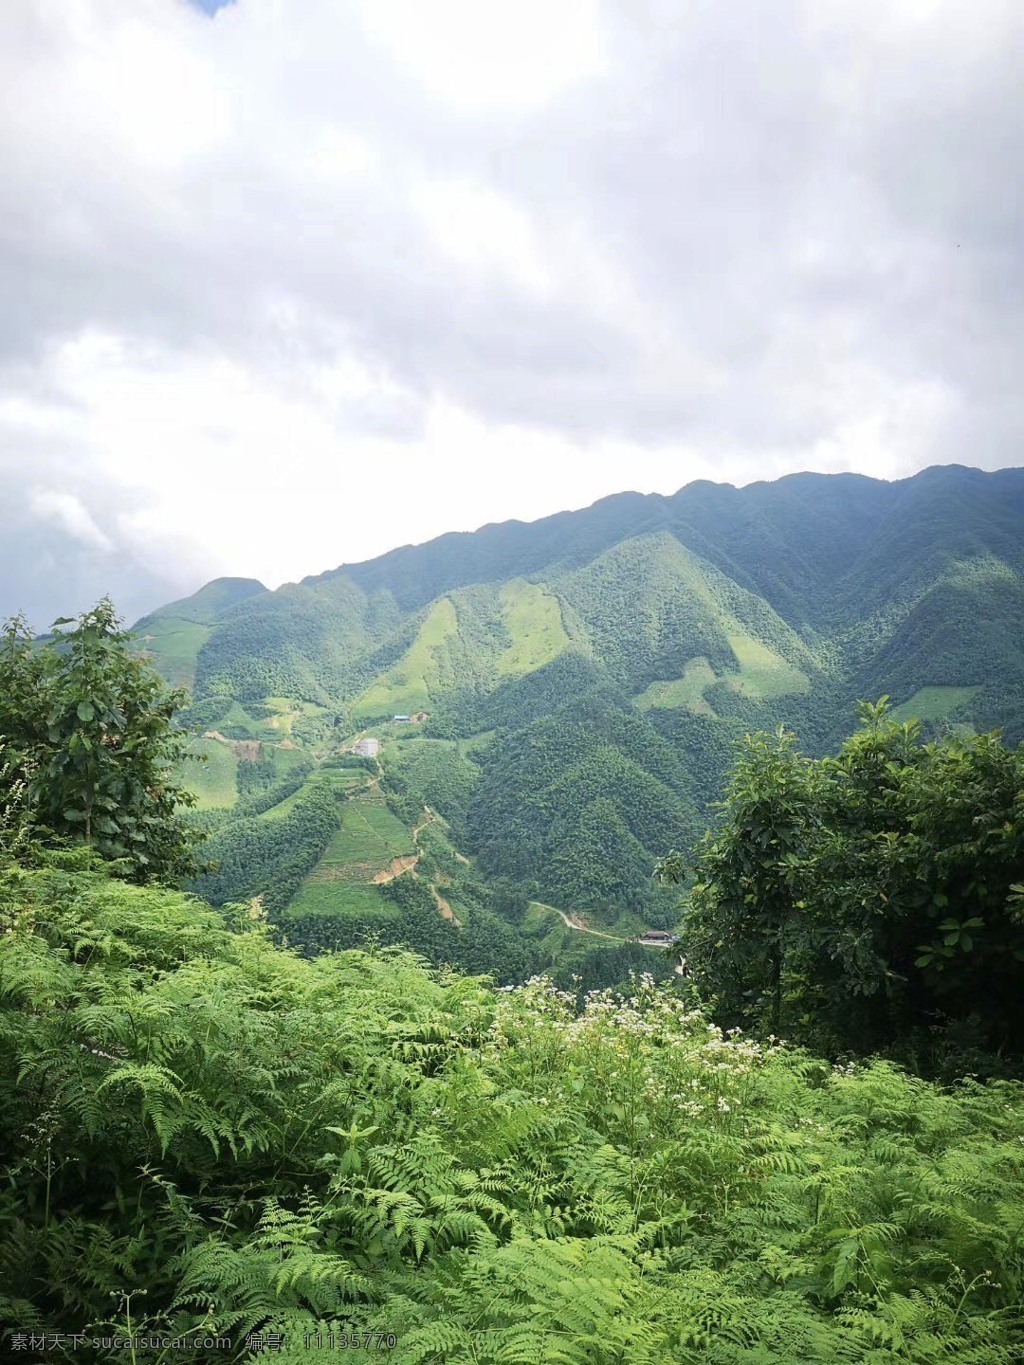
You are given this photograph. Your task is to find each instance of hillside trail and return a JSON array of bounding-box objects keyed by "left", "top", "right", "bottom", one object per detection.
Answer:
[
  {"left": 409, "top": 806, "right": 463, "bottom": 926},
  {"left": 533, "top": 902, "right": 627, "bottom": 942},
  {"left": 412, "top": 806, "right": 435, "bottom": 842}
]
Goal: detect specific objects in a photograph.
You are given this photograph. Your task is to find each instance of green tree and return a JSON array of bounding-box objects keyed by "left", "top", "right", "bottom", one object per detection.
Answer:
[
  {"left": 658, "top": 700, "right": 1024, "bottom": 1066},
  {"left": 0, "top": 599, "right": 199, "bottom": 882}
]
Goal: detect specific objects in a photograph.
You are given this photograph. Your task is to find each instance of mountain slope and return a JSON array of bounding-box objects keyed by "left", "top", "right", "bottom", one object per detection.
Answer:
[{"left": 134, "top": 465, "right": 1024, "bottom": 958}]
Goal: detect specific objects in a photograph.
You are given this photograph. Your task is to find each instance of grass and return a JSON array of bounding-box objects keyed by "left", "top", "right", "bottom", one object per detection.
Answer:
[
  {"left": 352, "top": 599, "right": 460, "bottom": 720},
  {"left": 286, "top": 788, "right": 415, "bottom": 919},
  {"left": 262, "top": 769, "right": 364, "bottom": 821},
  {"left": 258, "top": 696, "right": 331, "bottom": 739},
  {"left": 724, "top": 633, "right": 811, "bottom": 698},
  {"left": 891, "top": 685, "right": 982, "bottom": 723},
  {"left": 270, "top": 745, "right": 313, "bottom": 777},
  {"left": 525, "top": 901, "right": 562, "bottom": 932},
  {"left": 284, "top": 881, "right": 400, "bottom": 921},
  {"left": 216, "top": 700, "right": 259, "bottom": 735},
  {"left": 134, "top": 618, "right": 210, "bottom": 688},
  {"left": 634, "top": 635, "right": 809, "bottom": 714},
  {"left": 497, "top": 580, "right": 570, "bottom": 677},
  {"left": 181, "top": 738, "right": 239, "bottom": 810},
  {"left": 634, "top": 658, "right": 717, "bottom": 713}
]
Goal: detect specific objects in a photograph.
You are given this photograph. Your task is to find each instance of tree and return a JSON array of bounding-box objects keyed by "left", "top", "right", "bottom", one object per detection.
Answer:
[
  {"left": 657, "top": 700, "right": 1024, "bottom": 1066},
  {"left": 0, "top": 599, "right": 200, "bottom": 883}
]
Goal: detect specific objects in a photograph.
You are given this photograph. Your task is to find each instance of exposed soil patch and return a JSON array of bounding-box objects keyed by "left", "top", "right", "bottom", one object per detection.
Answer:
[
  {"left": 202, "top": 731, "right": 263, "bottom": 763},
  {"left": 433, "top": 887, "right": 461, "bottom": 926},
  {"left": 231, "top": 740, "right": 263, "bottom": 763},
  {"left": 372, "top": 855, "right": 419, "bottom": 884}
]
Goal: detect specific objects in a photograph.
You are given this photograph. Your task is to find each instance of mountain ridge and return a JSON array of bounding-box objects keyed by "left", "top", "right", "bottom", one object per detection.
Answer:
[{"left": 131, "top": 463, "right": 1024, "bottom": 962}]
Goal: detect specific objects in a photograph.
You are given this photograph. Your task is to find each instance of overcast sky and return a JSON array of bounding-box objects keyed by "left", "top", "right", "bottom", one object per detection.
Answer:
[{"left": 2, "top": 0, "right": 1022, "bottom": 626}]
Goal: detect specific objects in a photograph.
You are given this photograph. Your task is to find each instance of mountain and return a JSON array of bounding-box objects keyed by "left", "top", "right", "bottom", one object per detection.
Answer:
[
  {"left": 134, "top": 465, "right": 1024, "bottom": 977},
  {"left": 132, "top": 577, "right": 267, "bottom": 688}
]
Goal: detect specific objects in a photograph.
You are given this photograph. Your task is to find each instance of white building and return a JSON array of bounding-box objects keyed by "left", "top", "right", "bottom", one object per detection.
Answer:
[{"left": 353, "top": 737, "right": 380, "bottom": 757}]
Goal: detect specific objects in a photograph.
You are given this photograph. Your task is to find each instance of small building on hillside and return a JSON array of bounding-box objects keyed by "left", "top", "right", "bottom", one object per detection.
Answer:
[
  {"left": 637, "top": 929, "right": 679, "bottom": 947},
  {"left": 353, "top": 737, "right": 380, "bottom": 757},
  {"left": 392, "top": 715, "right": 412, "bottom": 724}
]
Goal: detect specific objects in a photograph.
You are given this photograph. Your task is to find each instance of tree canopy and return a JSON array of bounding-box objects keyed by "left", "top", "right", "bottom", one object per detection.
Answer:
[
  {"left": 659, "top": 700, "right": 1024, "bottom": 1072},
  {"left": 0, "top": 600, "right": 200, "bottom": 883}
]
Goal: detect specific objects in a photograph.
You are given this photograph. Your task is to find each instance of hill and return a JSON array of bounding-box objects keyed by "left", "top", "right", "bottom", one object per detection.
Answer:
[{"left": 134, "top": 465, "right": 1024, "bottom": 969}]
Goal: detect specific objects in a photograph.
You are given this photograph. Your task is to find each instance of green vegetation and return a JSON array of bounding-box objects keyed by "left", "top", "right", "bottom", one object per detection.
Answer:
[
  {"left": 4, "top": 568, "right": 1024, "bottom": 1361},
  {"left": 284, "top": 879, "right": 399, "bottom": 922},
  {"left": 0, "top": 600, "right": 200, "bottom": 883},
  {"left": 658, "top": 699, "right": 1024, "bottom": 1073},
  {"left": 634, "top": 656, "right": 718, "bottom": 712},
  {"left": 380, "top": 739, "right": 479, "bottom": 833},
  {"left": 136, "top": 465, "right": 1024, "bottom": 961},
  {"left": 890, "top": 685, "right": 982, "bottom": 723},
  {"left": 181, "top": 736, "right": 239, "bottom": 809},
  {"left": 300, "top": 794, "right": 414, "bottom": 886},
  {"left": 634, "top": 639, "right": 810, "bottom": 715},
  {"left": 3, "top": 862, "right": 1023, "bottom": 1362},
  {"left": 135, "top": 616, "right": 211, "bottom": 688},
  {"left": 352, "top": 598, "right": 460, "bottom": 719},
  {"left": 496, "top": 579, "right": 569, "bottom": 676},
  {"left": 724, "top": 631, "right": 811, "bottom": 698},
  {"left": 191, "top": 773, "right": 341, "bottom": 916}
]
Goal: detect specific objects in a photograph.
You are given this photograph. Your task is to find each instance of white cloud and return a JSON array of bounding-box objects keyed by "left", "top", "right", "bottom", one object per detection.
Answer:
[
  {"left": 358, "top": 0, "right": 608, "bottom": 113},
  {"left": 28, "top": 488, "right": 113, "bottom": 552},
  {"left": 0, "top": 0, "right": 1021, "bottom": 621}
]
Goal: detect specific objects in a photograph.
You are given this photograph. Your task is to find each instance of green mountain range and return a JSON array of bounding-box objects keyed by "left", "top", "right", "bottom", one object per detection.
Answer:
[{"left": 133, "top": 464, "right": 1024, "bottom": 977}]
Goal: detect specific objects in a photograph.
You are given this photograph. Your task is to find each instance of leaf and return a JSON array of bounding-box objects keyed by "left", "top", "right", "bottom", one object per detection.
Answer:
[
  {"left": 77, "top": 701, "right": 96, "bottom": 723},
  {"left": 62, "top": 808, "right": 87, "bottom": 823}
]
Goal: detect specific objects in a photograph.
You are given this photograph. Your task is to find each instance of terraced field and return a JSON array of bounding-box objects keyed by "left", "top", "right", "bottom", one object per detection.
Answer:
[{"left": 286, "top": 783, "right": 416, "bottom": 920}]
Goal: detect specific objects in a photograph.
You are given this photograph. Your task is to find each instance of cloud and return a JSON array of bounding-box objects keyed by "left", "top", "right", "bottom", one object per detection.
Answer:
[
  {"left": 29, "top": 489, "right": 113, "bottom": 552},
  {"left": 0, "top": 0, "right": 1021, "bottom": 621}
]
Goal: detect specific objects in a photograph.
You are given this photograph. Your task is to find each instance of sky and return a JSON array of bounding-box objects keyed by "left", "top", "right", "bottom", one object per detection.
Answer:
[{"left": 1, "top": 0, "right": 1022, "bottom": 627}]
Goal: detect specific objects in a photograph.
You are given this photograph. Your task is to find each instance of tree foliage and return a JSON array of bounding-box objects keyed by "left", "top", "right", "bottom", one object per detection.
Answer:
[
  {"left": 0, "top": 601, "right": 199, "bottom": 883},
  {"left": 660, "top": 701, "right": 1024, "bottom": 1069}
]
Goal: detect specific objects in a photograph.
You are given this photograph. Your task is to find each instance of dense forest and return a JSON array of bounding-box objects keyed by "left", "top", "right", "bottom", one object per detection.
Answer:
[{"left": 0, "top": 592, "right": 1023, "bottom": 1362}]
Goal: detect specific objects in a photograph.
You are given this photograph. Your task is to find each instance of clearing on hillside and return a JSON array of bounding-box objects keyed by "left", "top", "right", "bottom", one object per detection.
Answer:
[
  {"left": 181, "top": 737, "right": 239, "bottom": 809},
  {"left": 497, "top": 580, "right": 570, "bottom": 677},
  {"left": 632, "top": 634, "right": 809, "bottom": 714},
  {"left": 633, "top": 657, "right": 718, "bottom": 713},
  {"left": 723, "top": 633, "right": 811, "bottom": 698},
  {"left": 351, "top": 599, "right": 460, "bottom": 720},
  {"left": 286, "top": 787, "right": 416, "bottom": 922},
  {"left": 136, "top": 617, "right": 211, "bottom": 688},
  {"left": 891, "top": 685, "right": 982, "bottom": 723}
]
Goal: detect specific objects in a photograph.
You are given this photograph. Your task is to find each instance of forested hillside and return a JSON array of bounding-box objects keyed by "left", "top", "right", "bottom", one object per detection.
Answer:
[
  {"left": 3, "top": 593, "right": 1024, "bottom": 1363},
  {"left": 129, "top": 465, "right": 1024, "bottom": 971}
]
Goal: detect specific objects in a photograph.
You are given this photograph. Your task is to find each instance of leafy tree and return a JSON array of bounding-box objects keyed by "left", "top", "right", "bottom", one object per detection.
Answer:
[
  {"left": 0, "top": 600, "right": 199, "bottom": 883},
  {"left": 658, "top": 700, "right": 1024, "bottom": 1067}
]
